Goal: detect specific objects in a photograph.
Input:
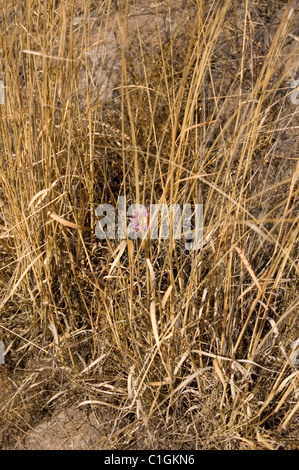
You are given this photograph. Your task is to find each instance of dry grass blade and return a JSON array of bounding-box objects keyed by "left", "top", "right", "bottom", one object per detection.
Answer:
[
  {"left": 48, "top": 212, "right": 92, "bottom": 231},
  {"left": 233, "top": 245, "right": 263, "bottom": 293}
]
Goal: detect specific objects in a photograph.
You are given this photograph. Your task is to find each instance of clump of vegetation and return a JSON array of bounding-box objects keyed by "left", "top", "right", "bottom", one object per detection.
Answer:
[{"left": 0, "top": 0, "right": 298, "bottom": 450}]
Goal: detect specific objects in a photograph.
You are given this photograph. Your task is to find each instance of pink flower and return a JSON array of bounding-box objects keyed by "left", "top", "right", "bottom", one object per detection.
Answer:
[{"left": 128, "top": 206, "right": 149, "bottom": 235}]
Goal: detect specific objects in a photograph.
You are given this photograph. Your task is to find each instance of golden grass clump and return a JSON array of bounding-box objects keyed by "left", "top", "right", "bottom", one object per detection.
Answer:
[{"left": 0, "top": 0, "right": 298, "bottom": 450}]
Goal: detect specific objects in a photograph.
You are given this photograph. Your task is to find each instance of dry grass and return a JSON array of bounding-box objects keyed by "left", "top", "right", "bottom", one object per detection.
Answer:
[{"left": 0, "top": 0, "right": 298, "bottom": 450}]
